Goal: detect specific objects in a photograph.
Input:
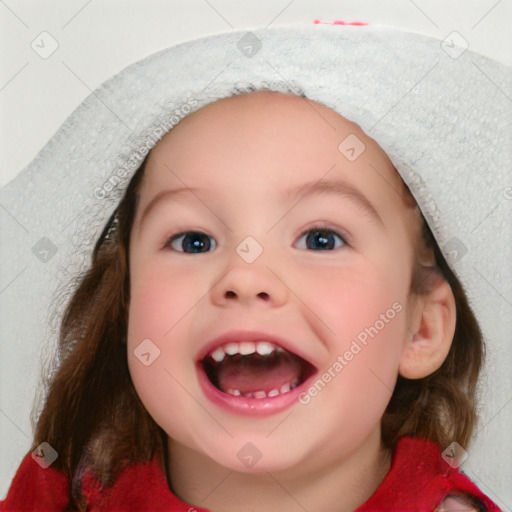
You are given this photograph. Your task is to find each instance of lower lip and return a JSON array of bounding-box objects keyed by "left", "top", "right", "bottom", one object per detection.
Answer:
[{"left": 196, "top": 363, "right": 317, "bottom": 417}]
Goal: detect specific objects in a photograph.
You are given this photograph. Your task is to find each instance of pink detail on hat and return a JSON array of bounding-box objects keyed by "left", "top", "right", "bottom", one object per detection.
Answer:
[{"left": 313, "top": 19, "right": 369, "bottom": 26}]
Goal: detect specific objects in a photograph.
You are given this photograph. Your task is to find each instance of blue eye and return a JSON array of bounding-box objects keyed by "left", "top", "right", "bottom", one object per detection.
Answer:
[
  {"left": 165, "top": 231, "right": 216, "bottom": 253},
  {"left": 296, "top": 225, "right": 346, "bottom": 251},
  {"left": 163, "top": 225, "right": 347, "bottom": 253}
]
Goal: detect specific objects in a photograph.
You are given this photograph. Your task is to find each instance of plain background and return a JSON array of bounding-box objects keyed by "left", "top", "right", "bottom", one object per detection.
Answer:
[{"left": 1, "top": 0, "right": 511, "bottom": 507}]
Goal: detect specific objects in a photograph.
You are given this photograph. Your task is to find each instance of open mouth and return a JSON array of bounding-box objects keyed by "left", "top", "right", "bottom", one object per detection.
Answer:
[{"left": 200, "top": 341, "right": 317, "bottom": 399}]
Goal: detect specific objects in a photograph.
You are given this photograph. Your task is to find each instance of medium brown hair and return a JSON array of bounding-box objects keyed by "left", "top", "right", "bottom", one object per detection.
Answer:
[{"left": 29, "top": 152, "right": 484, "bottom": 510}]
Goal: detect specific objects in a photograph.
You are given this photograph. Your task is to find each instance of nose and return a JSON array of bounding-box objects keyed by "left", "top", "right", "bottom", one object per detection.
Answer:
[{"left": 210, "top": 255, "right": 290, "bottom": 308}]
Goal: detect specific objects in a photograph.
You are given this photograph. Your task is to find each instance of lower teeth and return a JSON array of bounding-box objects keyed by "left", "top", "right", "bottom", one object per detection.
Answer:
[{"left": 226, "top": 379, "right": 299, "bottom": 398}]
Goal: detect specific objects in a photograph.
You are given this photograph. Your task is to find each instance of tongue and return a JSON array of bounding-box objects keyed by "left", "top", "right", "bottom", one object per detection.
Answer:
[{"left": 216, "top": 353, "right": 302, "bottom": 394}]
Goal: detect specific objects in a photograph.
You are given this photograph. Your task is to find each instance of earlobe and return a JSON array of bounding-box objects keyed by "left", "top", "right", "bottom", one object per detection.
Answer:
[{"left": 399, "top": 273, "right": 456, "bottom": 379}]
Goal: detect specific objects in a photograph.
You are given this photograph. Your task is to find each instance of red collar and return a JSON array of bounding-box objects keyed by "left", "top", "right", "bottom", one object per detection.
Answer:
[
  {"left": 82, "top": 436, "right": 501, "bottom": 511},
  {"left": 1, "top": 436, "right": 502, "bottom": 511}
]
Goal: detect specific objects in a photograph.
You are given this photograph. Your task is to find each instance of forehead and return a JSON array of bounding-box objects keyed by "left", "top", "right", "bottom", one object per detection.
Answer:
[{"left": 139, "top": 91, "right": 404, "bottom": 196}]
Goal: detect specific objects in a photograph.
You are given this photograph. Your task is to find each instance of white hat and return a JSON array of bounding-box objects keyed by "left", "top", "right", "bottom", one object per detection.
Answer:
[{"left": 1, "top": 23, "right": 510, "bottom": 505}]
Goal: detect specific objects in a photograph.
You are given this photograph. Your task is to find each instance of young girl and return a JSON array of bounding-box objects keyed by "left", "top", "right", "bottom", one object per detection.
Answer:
[{"left": 1, "top": 23, "right": 509, "bottom": 511}]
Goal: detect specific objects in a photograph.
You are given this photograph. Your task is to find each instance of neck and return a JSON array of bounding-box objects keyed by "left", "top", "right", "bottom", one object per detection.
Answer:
[{"left": 166, "top": 429, "right": 392, "bottom": 512}]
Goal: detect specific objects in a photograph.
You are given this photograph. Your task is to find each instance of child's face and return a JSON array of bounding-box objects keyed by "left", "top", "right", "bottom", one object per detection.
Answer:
[{"left": 127, "top": 91, "right": 419, "bottom": 474}]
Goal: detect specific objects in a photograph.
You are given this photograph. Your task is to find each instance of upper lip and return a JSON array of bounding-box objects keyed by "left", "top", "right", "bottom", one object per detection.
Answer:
[{"left": 196, "top": 329, "right": 320, "bottom": 369}]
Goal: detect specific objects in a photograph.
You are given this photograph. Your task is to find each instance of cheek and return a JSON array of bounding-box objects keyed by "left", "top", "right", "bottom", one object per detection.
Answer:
[
  {"left": 343, "top": 266, "right": 408, "bottom": 370},
  {"left": 128, "top": 266, "right": 201, "bottom": 340},
  {"left": 128, "top": 282, "right": 175, "bottom": 340},
  {"left": 301, "top": 263, "right": 409, "bottom": 414},
  {"left": 300, "top": 257, "right": 409, "bottom": 344},
  {"left": 126, "top": 282, "right": 169, "bottom": 414},
  {"left": 126, "top": 271, "right": 194, "bottom": 417},
  {"left": 296, "top": 285, "right": 407, "bottom": 456}
]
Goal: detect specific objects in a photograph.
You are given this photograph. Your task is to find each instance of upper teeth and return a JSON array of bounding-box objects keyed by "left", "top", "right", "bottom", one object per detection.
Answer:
[{"left": 210, "top": 341, "right": 284, "bottom": 362}]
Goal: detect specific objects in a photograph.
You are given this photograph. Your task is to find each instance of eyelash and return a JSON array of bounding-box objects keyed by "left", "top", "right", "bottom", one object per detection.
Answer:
[{"left": 162, "top": 223, "right": 349, "bottom": 253}]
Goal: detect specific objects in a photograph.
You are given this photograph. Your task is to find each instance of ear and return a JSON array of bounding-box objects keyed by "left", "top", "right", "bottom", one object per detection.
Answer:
[{"left": 399, "top": 272, "right": 456, "bottom": 379}]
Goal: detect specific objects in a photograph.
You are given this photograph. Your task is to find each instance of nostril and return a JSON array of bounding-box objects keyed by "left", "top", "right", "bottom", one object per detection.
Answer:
[{"left": 224, "top": 291, "right": 269, "bottom": 299}]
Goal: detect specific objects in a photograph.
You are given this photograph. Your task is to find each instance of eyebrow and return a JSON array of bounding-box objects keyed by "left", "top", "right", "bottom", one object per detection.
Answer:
[
  {"left": 138, "top": 179, "right": 383, "bottom": 230},
  {"left": 139, "top": 187, "right": 199, "bottom": 230},
  {"left": 285, "top": 179, "right": 383, "bottom": 226}
]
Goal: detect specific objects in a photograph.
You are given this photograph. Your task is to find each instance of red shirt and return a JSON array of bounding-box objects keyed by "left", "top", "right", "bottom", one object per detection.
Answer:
[{"left": 0, "top": 436, "right": 502, "bottom": 511}]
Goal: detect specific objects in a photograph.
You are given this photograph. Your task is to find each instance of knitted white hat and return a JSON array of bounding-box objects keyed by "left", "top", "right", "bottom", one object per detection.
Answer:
[{"left": 1, "top": 23, "right": 510, "bottom": 506}]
